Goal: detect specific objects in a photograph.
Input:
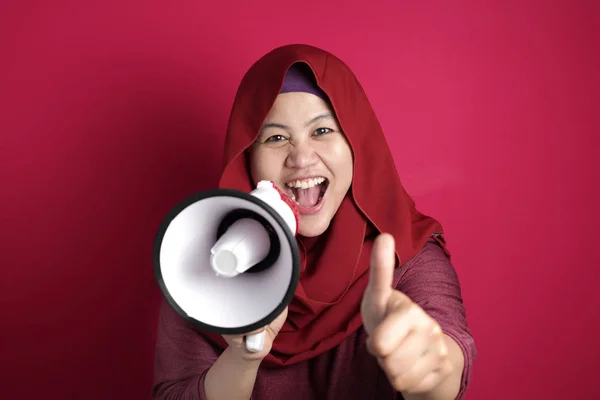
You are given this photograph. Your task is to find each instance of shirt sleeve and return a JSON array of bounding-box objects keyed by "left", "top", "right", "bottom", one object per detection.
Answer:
[
  {"left": 152, "top": 298, "right": 219, "bottom": 400},
  {"left": 395, "top": 239, "right": 477, "bottom": 400}
]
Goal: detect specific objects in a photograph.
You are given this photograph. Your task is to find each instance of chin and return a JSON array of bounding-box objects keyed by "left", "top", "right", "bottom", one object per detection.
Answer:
[{"left": 297, "top": 214, "right": 332, "bottom": 237}]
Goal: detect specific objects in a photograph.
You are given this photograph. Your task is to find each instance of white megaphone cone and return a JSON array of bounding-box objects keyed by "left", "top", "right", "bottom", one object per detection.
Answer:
[
  {"left": 208, "top": 181, "right": 298, "bottom": 351},
  {"left": 153, "top": 180, "right": 300, "bottom": 353}
]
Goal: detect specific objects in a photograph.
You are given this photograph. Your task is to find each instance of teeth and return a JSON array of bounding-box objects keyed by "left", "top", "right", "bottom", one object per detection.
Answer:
[{"left": 286, "top": 177, "right": 326, "bottom": 189}]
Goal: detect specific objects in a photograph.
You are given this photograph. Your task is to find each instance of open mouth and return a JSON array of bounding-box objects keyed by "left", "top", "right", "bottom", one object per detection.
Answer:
[{"left": 284, "top": 176, "right": 329, "bottom": 213}]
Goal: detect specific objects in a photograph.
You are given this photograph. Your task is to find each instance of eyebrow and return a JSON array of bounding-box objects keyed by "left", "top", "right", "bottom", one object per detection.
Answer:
[{"left": 260, "top": 112, "right": 334, "bottom": 132}]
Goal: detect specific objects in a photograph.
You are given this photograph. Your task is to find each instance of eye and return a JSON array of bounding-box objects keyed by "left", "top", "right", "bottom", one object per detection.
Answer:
[
  {"left": 313, "top": 127, "right": 333, "bottom": 136},
  {"left": 264, "top": 134, "right": 287, "bottom": 143}
]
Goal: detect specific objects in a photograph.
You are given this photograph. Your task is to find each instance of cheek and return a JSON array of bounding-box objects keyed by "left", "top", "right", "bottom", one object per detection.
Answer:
[
  {"left": 249, "top": 148, "right": 284, "bottom": 182},
  {"left": 327, "top": 138, "right": 354, "bottom": 185}
]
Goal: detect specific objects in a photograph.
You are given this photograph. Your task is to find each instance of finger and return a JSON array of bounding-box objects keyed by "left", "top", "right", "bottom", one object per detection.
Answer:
[
  {"left": 273, "top": 306, "right": 289, "bottom": 324},
  {"left": 366, "top": 302, "right": 417, "bottom": 357},
  {"left": 268, "top": 307, "right": 289, "bottom": 335},
  {"left": 389, "top": 340, "right": 452, "bottom": 392},
  {"left": 408, "top": 372, "right": 445, "bottom": 394},
  {"left": 244, "top": 327, "right": 267, "bottom": 336},
  {"left": 367, "top": 297, "right": 433, "bottom": 356},
  {"left": 410, "top": 359, "right": 454, "bottom": 394},
  {"left": 365, "top": 233, "right": 396, "bottom": 302},
  {"left": 374, "top": 316, "right": 443, "bottom": 374},
  {"left": 374, "top": 323, "right": 428, "bottom": 376},
  {"left": 222, "top": 334, "right": 245, "bottom": 347},
  {"left": 223, "top": 326, "right": 266, "bottom": 345}
]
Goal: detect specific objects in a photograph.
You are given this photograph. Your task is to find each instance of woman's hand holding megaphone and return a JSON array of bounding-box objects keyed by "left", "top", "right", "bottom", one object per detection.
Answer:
[{"left": 222, "top": 306, "right": 289, "bottom": 362}]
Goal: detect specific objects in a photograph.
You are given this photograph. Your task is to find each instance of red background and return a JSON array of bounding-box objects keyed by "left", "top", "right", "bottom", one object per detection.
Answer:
[{"left": 2, "top": 1, "right": 599, "bottom": 399}]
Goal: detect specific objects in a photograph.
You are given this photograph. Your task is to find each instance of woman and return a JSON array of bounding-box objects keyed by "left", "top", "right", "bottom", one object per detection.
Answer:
[{"left": 152, "top": 44, "right": 476, "bottom": 400}]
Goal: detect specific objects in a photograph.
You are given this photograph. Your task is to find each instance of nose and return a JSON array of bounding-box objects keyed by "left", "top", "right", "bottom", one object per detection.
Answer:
[{"left": 285, "top": 140, "right": 319, "bottom": 169}]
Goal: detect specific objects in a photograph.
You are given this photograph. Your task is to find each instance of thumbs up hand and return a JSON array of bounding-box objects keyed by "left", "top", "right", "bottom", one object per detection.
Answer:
[{"left": 360, "top": 234, "right": 454, "bottom": 395}]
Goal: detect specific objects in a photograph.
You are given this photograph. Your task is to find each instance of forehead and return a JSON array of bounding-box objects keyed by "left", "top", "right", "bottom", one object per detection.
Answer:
[{"left": 264, "top": 92, "right": 333, "bottom": 121}]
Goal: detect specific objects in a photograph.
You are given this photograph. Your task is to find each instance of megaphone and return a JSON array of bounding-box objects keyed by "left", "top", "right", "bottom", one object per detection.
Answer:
[{"left": 153, "top": 181, "right": 300, "bottom": 352}]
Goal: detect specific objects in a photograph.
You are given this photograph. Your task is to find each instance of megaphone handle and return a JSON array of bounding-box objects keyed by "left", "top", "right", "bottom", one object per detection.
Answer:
[{"left": 245, "top": 331, "right": 266, "bottom": 353}]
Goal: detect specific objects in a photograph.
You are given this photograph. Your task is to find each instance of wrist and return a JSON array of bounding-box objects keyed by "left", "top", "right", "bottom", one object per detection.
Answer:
[{"left": 205, "top": 346, "right": 262, "bottom": 400}]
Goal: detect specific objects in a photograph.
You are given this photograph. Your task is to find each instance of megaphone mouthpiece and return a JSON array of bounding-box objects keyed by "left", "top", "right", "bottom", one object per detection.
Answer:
[
  {"left": 209, "top": 181, "right": 299, "bottom": 278},
  {"left": 210, "top": 217, "right": 271, "bottom": 277}
]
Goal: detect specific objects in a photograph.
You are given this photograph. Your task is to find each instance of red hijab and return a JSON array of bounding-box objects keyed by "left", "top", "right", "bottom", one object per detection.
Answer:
[{"left": 206, "top": 44, "right": 445, "bottom": 367}]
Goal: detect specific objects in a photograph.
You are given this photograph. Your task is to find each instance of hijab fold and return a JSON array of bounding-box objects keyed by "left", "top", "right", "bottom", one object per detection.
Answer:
[{"left": 203, "top": 44, "right": 446, "bottom": 367}]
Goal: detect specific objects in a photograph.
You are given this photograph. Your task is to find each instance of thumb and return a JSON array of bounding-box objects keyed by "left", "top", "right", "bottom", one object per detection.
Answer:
[{"left": 365, "top": 233, "right": 396, "bottom": 304}]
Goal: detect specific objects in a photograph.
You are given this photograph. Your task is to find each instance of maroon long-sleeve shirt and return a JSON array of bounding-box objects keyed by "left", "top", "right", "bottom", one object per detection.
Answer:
[{"left": 152, "top": 239, "right": 476, "bottom": 399}]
